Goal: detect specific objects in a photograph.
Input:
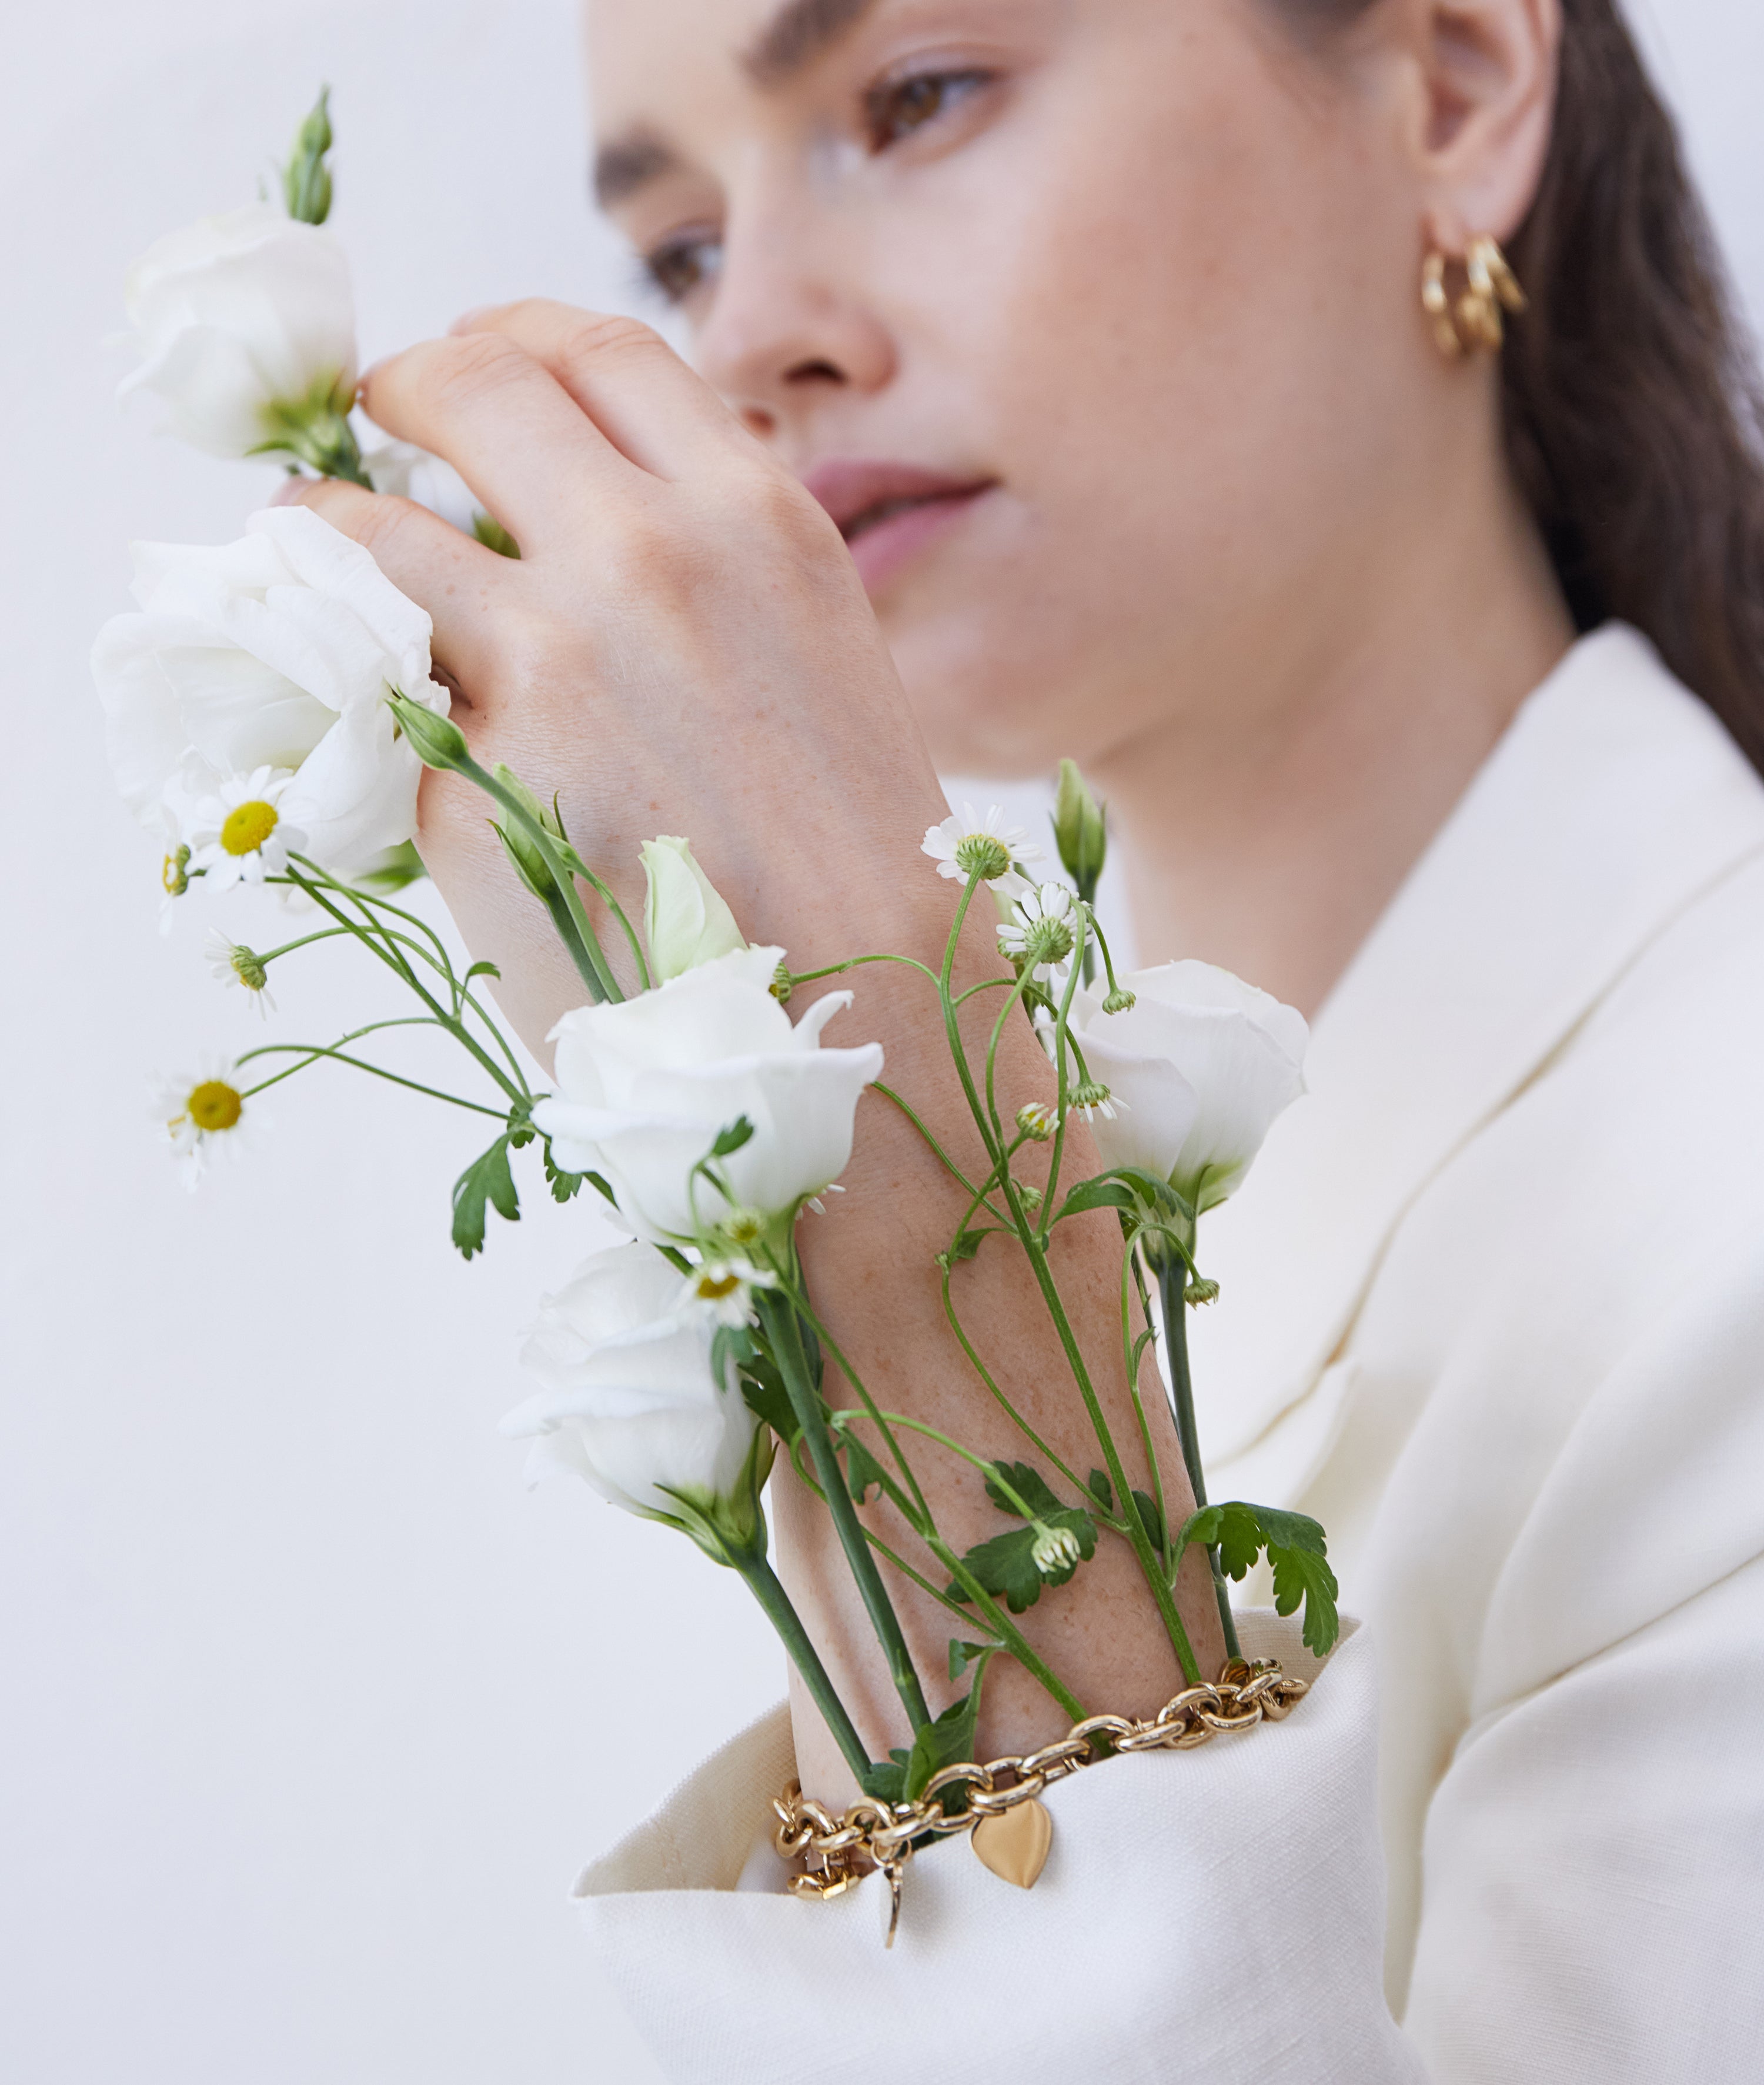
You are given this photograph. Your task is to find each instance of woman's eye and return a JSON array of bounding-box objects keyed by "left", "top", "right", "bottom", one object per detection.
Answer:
[
  {"left": 863, "top": 68, "right": 992, "bottom": 154},
  {"left": 642, "top": 232, "right": 723, "bottom": 305}
]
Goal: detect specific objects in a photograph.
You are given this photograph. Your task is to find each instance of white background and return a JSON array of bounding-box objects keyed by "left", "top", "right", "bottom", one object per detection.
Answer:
[{"left": 1, "top": 4, "right": 1758, "bottom": 2080}]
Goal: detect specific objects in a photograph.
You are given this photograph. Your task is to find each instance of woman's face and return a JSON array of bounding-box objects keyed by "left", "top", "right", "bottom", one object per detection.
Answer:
[{"left": 586, "top": 0, "right": 1431, "bottom": 776}]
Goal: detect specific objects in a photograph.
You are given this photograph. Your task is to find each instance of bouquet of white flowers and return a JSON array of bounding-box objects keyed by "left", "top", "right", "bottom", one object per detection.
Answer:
[{"left": 98, "top": 94, "right": 1337, "bottom": 1939}]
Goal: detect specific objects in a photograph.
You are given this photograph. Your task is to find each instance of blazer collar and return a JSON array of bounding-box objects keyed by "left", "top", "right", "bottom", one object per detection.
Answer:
[{"left": 1185, "top": 626, "right": 1764, "bottom": 1477}]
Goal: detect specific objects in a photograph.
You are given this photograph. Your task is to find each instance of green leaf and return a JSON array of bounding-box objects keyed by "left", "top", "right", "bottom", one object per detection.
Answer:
[
  {"left": 903, "top": 1653, "right": 993, "bottom": 1803},
  {"left": 542, "top": 1143, "right": 588, "bottom": 1204},
  {"left": 1087, "top": 1469, "right": 1115, "bottom": 1513},
  {"left": 709, "top": 1116, "right": 754, "bottom": 1159},
  {"left": 840, "top": 1432, "right": 887, "bottom": 1505},
  {"left": 983, "top": 1460, "right": 1065, "bottom": 1519},
  {"left": 450, "top": 1135, "right": 519, "bottom": 1259},
  {"left": 1175, "top": 1501, "right": 1340, "bottom": 1658},
  {"left": 737, "top": 1349, "right": 801, "bottom": 1446},
  {"left": 1054, "top": 1177, "right": 1139, "bottom": 1225},
  {"left": 863, "top": 1752, "right": 910, "bottom": 1803},
  {"left": 948, "top": 1639, "right": 994, "bottom": 1680},
  {"left": 947, "top": 1227, "right": 988, "bottom": 1263},
  {"left": 473, "top": 512, "right": 522, "bottom": 559},
  {"left": 1132, "top": 1489, "right": 1166, "bottom": 1551},
  {"left": 463, "top": 959, "right": 502, "bottom": 985},
  {"left": 948, "top": 1509, "right": 1096, "bottom": 1614}
]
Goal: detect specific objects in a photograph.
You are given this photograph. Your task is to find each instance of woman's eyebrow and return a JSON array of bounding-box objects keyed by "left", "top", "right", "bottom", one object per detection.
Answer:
[
  {"left": 741, "top": 0, "right": 881, "bottom": 88},
  {"left": 593, "top": 131, "right": 681, "bottom": 210}
]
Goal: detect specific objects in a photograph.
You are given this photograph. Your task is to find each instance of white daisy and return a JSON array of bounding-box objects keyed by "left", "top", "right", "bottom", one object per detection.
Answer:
[
  {"left": 997, "top": 881, "right": 1078, "bottom": 975},
  {"left": 679, "top": 1254, "right": 777, "bottom": 1329},
  {"left": 185, "top": 768, "right": 308, "bottom": 892},
  {"left": 149, "top": 1056, "right": 258, "bottom": 1188},
  {"left": 921, "top": 803, "right": 1042, "bottom": 886},
  {"left": 205, "top": 930, "right": 277, "bottom": 1018}
]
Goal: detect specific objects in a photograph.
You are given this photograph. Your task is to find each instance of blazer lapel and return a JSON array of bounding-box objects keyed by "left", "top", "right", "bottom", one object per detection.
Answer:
[{"left": 1185, "top": 626, "right": 1764, "bottom": 1492}]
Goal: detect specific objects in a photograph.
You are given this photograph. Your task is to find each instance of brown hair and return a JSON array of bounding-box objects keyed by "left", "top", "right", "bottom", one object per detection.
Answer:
[{"left": 1275, "top": 0, "right": 1764, "bottom": 771}]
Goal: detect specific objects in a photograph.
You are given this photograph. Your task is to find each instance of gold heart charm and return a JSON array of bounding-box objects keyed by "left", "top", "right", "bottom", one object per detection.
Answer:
[{"left": 970, "top": 1799, "right": 1053, "bottom": 1889}]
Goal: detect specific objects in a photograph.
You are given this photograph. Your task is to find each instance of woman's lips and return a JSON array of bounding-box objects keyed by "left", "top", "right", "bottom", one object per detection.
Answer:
[{"left": 803, "top": 459, "right": 996, "bottom": 593}]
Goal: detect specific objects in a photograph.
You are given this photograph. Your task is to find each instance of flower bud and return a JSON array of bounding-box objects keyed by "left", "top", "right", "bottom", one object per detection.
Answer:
[
  {"left": 1071, "top": 1079, "right": 1118, "bottom": 1120},
  {"left": 492, "top": 763, "right": 565, "bottom": 901},
  {"left": 642, "top": 836, "right": 747, "bottom": 983},
  {"left": 1030, "top": 1522, "right": 1083, "bottom": 1577},
  {"left": 1102, "top": 988, "right": 1137, "bottom": 1016},
  {"left": 386, "top": 689, "right": 470, "bottom": 771},
  {"left": 283, "top": 87, "right": 335, "bottom": 225},
  {"left": 162, "top": 844, "right": 191, "bottom": 899},
  {"left": 1185, "top": 1277, "right": 1221, "bottom": 1306},
  {"left": 1017, "top": 1101, "right": 1058, "bottom": 1142},
  {"left": 1053, "top": 759, "right": 1107, "bottom": 902}
]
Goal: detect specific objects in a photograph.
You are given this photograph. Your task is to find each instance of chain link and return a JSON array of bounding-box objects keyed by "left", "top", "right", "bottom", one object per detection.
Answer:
[{"left": 773, "top": 1658, "right": 1309, "bottom": 1903}]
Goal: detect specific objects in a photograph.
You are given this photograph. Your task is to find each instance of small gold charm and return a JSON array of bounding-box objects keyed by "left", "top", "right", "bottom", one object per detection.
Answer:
[{"left": 971, "top": 1798, "right": 1053, "bottom": 1889}]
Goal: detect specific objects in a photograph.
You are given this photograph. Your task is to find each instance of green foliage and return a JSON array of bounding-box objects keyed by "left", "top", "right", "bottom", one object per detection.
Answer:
[
  {"left": 473, "top": 513, "right": 522, "bottom": 559},
  {"left": 949, "top": 1462, "right": 1097, "bottom": 1614},
  {"left": 1177, "top": 1502, "right": 1341, "bottom": 1657},
  {"left": 948, "top": 1639, "right": 994, "bottom": 1680},
  {"left": 452, "top": 1133, "right": 519, "bottom": 1259},
  {"left": 867, "top": 1651, "right": 995, "bottom": 1805},
  {"left": 709, "top": 1116, "right": 755, "bottom": 1159},
  {"left": 840, "top": 1431, "right": 887, "bottom": 1505}
]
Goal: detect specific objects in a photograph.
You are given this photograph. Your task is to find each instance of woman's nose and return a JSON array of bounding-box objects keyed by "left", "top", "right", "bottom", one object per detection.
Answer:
[{"left": 693, "top": 228, "right": 897, "bottom": 441}]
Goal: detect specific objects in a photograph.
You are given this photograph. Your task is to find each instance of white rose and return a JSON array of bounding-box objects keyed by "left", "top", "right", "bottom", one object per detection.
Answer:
[
  {"left": 640, "top": 835, "right": 748, "bottom": 982},
  {"left": 91, "top": 505, "right": 450, "bottom": 875},
  {"left": 501, "top": 1243, "right": 758, "bottom": 1520},
  {"left": 118, "top": 203, "right": 358, "bottom": 459},
  {"left": 532, "top": 946, "right": 884, "bottom": 1246},
  {"left": 1071, "top": 961, "right": 1308, "bottom": 1212}
]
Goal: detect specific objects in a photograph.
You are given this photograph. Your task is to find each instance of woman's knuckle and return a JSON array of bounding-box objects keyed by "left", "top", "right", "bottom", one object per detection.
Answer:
[
  {"left": 560, "top": 312, "right": 667, "bottom": 370},
  {"left": 422, "top": 331, "right": 534, "bottom": 410}
]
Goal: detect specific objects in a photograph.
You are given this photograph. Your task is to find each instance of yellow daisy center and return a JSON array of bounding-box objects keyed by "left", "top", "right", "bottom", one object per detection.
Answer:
[
  {"left": 220, "top": 800, "right": 279, "bottom": 858},
  {"left": 696, "top": 1272, "right": 742, "bottom": 1301},
  {"left": 187, "top": 1080, "right": 243, "bottom": 1132}
]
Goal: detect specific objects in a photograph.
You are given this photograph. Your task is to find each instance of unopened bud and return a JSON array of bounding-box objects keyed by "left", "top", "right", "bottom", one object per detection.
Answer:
[
  {"left": 387, "top": 689, "right": 469, "bottom": 770},
  {"left": 283, "top": 87, "right": 335, "bottom": 225},
  {"left": 1052, "top": 759, "right": 1107, "bottom": 902},
  {"left": 770, "top": 961, "right": 793, "bottom": 1003},
  {"left": 1017, "top": 1102, "right": 1058, "bottom": 1142},
  {"left": 492, "top": 764, "right": 564, "bottom": 900},
  {"left": 1030, "top": 1522, "right": 1083, "bottom": 1577},
  {"left": 1102, "top": 988, "right": 1136, "bottom": 1016},
  {"left": 642, "top": 836, "right": 748, "bottom": 982},
  {"left": 162, "top": 844, "right": 191, "bottom": 899},
  {"left": 1185, "top": 1277, "right": 1221, "bottom": 1307},
  {"left": 1072, "top": 1079, "right": 1118, "bottom": 1121}
]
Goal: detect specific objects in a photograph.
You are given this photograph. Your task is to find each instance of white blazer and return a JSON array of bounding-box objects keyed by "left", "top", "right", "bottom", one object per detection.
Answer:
[{"left": 574, "top": 628, "right": 1764, "bottom": 2082}]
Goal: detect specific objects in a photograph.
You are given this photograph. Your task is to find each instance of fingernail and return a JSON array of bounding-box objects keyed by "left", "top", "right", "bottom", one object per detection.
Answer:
[
  {"left": 269, "top": 475, "right": 311, "bottom": 506},
  {"left": 449, "top": 305, "right": 496, "bottom": 335}
]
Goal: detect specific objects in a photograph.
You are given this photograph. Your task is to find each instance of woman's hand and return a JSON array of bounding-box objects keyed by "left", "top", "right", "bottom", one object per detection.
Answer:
[
  {"left": 284, "top": 299, "right": 954, "bottom": 1054},
  {"left": 287, "top": 302, "right": 1222, "bottom": 1796}
]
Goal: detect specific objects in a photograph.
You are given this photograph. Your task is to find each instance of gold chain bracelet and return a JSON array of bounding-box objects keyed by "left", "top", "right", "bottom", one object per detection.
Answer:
[{"left": 773, "top": 1658, "right": 1308, "bottom": 1944}]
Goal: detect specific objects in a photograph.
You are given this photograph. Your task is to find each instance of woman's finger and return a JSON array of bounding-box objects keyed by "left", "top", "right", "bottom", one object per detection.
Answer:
[
  {"left": 359, "top": 332, "right": 636, "bottom": 539},
  {"left": 279, "top": 478, "right": 511, "bottom": 696},
  {"left": 450, "top": 299, "right": 761, "bottom": 483}
]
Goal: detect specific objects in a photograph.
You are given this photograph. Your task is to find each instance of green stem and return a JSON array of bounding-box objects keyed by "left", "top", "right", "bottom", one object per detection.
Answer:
[
  {"left": 1155, "top": 1253, "right": 1240, "bottom": 1660},
  {"left": 238, "top": 1041, "right": 507, "bottom": 1115},
  {"left": 734, "top": 1552, "right": 873, "bottom": 1787},
  {"left": 758, "top": 1290, "right": 931, "bottom": 1736}
]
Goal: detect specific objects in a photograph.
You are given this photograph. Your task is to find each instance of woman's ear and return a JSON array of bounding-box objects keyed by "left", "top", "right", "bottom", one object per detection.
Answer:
[{"left": 1400, "top": 0, "right": 1562, "bottom": 251}]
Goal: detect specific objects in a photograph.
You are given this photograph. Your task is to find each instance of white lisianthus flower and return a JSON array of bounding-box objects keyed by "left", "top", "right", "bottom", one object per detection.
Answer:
[
  {"left": 361, "top": 439, "right": 516, "bottom": 553},
  {"left": 185, "top": 767, "right": 305, "bottom": 890},
  {"left": 532, "top": 946, "right": 884, "bottom": 1247},
  {"left": 1069, "top": 961, "right": 1308, "bottom": 1212},
  {"left": 150, "top": 1056, "right": 257, "bottom": 1187},
  {"left": 92, "top": 506, "right": 451, "bottom": 876},
  {"left": 640, "top": 835, "right": 748, "bottom": 983},
  {"left": 118, "top": 203, "right": 358, "bottom": 459},
  {"left": 501, "top": 1242, "right": 760, "bottom": 1522},
  {"left": 922, "top": 802, "right": 1042, "bottom": 886}
]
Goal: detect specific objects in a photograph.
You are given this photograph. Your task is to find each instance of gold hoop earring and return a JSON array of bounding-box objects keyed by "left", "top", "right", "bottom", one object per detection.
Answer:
[{"left": 1422, "top": 236, "right": 1528, "bottom": 360}]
